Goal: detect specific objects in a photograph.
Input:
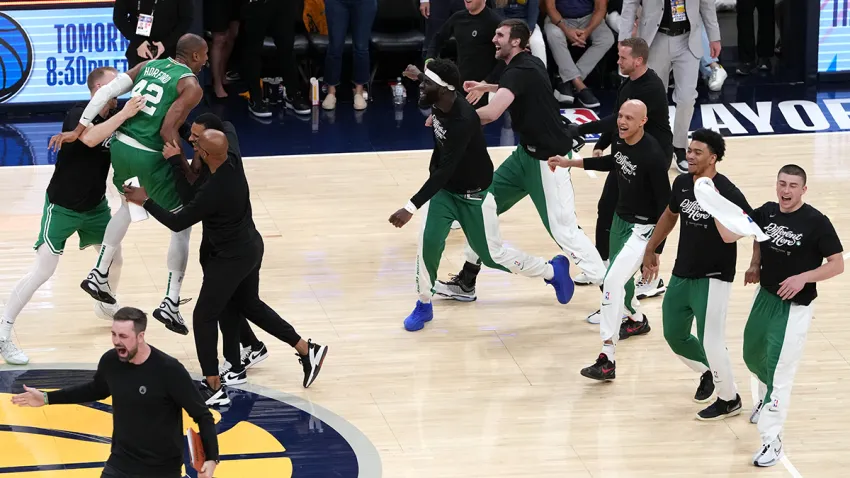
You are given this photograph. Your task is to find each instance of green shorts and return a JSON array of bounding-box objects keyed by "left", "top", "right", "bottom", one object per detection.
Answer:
[
  {"left": 34, "top": 194, "right": 111, "bottom": 255},
  {"left": 111, "top": 138, "right": 181, "bottom": 212}
]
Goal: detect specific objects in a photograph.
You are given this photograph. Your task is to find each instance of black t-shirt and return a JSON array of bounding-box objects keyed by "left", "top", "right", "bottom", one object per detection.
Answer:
[
  {"left": 583, "top": 133, "right": 670, "bottom": 224},
  {"left": 410, "top": 93, "right": 493, "bottom": 208},
  {"left": 426, "top": 8, "right": 505, "bottom": 83},
  {"left": 499, "top": 51, "right": 574, "bottom": 160},
  {"left": 752, "top": 202, "right": 843, "bottom": 306},
  {"left": 47, "top": 347, "right": 218, "bottom": 476},
  {"left": 669, "top": 173, "right": 752, "bottom": 282},
  {"left": 46, "top": 104, "right": 112, "bottom": 212}
]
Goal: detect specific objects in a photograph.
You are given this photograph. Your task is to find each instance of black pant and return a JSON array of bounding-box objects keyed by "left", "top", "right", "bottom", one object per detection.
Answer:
[
  {"left": 218, "top": 314, "right": 262, "bottom": 370},
  {"left": 101, "top": 463, "right": 180, "bottom": 478},
  {"left": 736, "top": 0, "right": 775, "bottom": 62},
  {"left": 194, "top": 234, "right": 301, "bottom": 377},
  {"left": 242, "top": 0, "right": 301, "bottom": 102}
]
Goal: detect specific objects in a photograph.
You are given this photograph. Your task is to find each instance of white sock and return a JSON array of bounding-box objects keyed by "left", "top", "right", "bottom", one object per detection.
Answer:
[
  {"left": 419, "top": 296, "right": 431, "bottom": 304},
  {"left": 1, "top": 245, "right": 60, "bottom": 341},
  {"left": 543, "top": 264, "right": 554, "bottom": 280},
  {"left": 602, "top": 343, "right": 615, "bottom": 362},
  {"left": 92, "top": 244, "right": 124, "bottom": 293},
  {"left": 166, "top": 228, "right": 191, "bottom": 302},
  {"left": 94, "top": 201, "right": 130, "bottom": 276}
]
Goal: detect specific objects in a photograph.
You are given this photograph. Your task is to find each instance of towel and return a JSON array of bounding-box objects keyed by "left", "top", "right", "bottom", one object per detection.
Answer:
[{"left": 694, "top": 177, "right": 769, "bottom": 242}]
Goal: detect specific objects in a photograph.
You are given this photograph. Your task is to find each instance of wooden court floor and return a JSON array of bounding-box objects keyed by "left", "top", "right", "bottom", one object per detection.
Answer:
[{"left": 1, "top": 132, "right": 850, "bottom": 477}]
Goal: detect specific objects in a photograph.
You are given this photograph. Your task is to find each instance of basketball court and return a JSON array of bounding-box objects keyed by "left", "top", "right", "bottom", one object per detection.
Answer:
[{"left": 1, "top": 132, "right": 849, "bottom": 477}]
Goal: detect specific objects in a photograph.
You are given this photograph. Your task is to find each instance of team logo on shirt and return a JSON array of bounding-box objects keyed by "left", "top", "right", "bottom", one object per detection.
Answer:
[
  {"left": 0, "top": 368, "right": 378, "bottom": 477},
  {"left": 763, "top": 223, "right": 803, "bottom": 248},
  {"left": 433, "top": 117, "right": 447, "bottom": 143},
  {"left": 613, "top": 151, "right": 637, "bottom": 177},
  {"left": 679, "top": 199, "right": 712, "bottom": 224},
  {"left": 139, "top": 385, "right": 147, "bottom": 395}
]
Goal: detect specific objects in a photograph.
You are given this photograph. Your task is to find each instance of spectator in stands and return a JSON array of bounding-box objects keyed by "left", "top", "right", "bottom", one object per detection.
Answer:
[
  {"left": 735, "top": 0, "right": 774, "bottom": 74},
  {"left": 426, "top": 0, "right": 504, "bottom": 107},
  {"left": 543, "top": 0, "right": 614, "bottom": 108},
  {"left": 420, "top": 0, "right": 466, "bottom": 60},
  {"left": 242, "top": 0, "right": 311, "bottom": 118},
  {"left": 493, "top": 0, "right": 547, "bottom": 67},
  {"left": 620, "top": 0, "right": 720, "bottom": 172},
  {"left": 206, "top": 0, "right": 241, "bottom": 98},
  {"left": 322, "top": 0, "right": 378, "bottom": 111},
  {"left": 113, "top": 0, "right": 193, "bottom": 68}
]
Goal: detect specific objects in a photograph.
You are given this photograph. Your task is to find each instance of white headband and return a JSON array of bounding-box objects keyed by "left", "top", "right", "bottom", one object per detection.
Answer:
[{"left": 424, "top": 68, "right": 455, "bottom": 91}]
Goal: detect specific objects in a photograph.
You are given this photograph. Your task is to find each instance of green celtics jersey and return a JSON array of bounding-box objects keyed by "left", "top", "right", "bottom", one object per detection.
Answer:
[{"left": 119, "top": 58, "right": 195, "bottom": 151}]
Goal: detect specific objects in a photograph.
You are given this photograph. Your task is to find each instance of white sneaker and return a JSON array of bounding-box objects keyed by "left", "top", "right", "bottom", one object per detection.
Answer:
[
  {"left": 0, "top": 339, "right": 29, "bottom": 365},
  {"left": 153, "top": 297, "right": 189, "bottom": 335},
  {"left": 636, "top": 277, "right": 666, "bottom": 299},
  {"left": 94, "top": 301, "right": 120, "bottom": 321},
  {"left": 434, "top": 277, "right": 477, "bottom": 302},
  {"left": 450, "top": 221, "right": 461, "bottom": 230},
  {"left": 219, "top": 366, "right": 247, "bottom": 386},
  {"left": 353, "top": 92, "right": 367, "bottom": 110},
  {"left": 573, "top": 272, "right": 595, "bottom": 286},
  {"left": 750, "top": 400, "right": 763, "bottom": 424},
  {"left": 707, "top": 65, "right": 728, "bottom": 92},
  {"left": 753, "top": 436, "right": 783, "bottom": 467},
  {"left": 241, "top": 343, "right": 269, "bottom": 369}
]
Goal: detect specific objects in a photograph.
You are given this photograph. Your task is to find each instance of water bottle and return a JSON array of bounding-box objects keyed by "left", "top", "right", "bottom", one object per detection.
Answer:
[{"left": 393, "top": 77, "right": 405, "bottom": 105}]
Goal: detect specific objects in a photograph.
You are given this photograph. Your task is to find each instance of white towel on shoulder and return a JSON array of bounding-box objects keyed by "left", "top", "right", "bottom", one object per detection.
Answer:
[{"left": 694, "top": 177, "right": 769, "bottom": 242}]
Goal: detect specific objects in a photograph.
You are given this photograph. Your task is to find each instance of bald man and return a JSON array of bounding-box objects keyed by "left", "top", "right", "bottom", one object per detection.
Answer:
[
  {"left": 124, "top": 129, "right": 328, "bottom": 406},
  {"left": 549, "top": 100, "right": 671, "bottom": 380}
]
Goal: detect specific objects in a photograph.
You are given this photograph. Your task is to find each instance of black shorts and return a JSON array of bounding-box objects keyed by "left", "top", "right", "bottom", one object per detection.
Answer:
[{"left": 205, "top": 0, "right": 242, "bottom": 33}]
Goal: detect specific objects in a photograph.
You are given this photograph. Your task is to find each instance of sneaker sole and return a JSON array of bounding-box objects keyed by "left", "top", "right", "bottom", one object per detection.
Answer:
[
  {"left": 244, "top": 352, "right": 269, "bottom": 370},
  {"left": 580, "top": 369, "right": 615, "bottom": 381},
  {"left": 152, "top": 310, "right": 189, "bottom": 336},
  {"left": 578, "top": 99, "right": 601, "bottom": 108},
  {"left": 304, "top": 345, "right": 328, "bottom": 388},
  {"left": 573, "top": 280, "right": 595, "bottom": 286},
  {"left": 286, "top": 104, "right": 311, "bottom": 115},
  {"left": 433, "top": 292, "right": 477, "bottom": 302},
  {"left": 2, "top": 356, "right": 29, "bottom": 365},
  {"left": 636, "top": 287, "right": 667, "bottom": 300},
  {"left": 695, "top": 404, "right": 742, "bottom": 421},
  {"left": 250, "top": 110, "right": 273, "bottom": 118},
  {"left": 80, "top": 280, "right": 116, "bottom": 305},
  {"left": 693, "top": 394, "right": 714, "bottom": 404}
]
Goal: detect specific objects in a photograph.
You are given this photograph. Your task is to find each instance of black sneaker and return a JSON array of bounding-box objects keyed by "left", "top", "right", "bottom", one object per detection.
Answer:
[
  {"left": 241, "top": 342, "right": 269, "bottom": 369},
  {"left": 581, "top": 353, "right": 616, "bottom": 381},
  {"left": 152, "top": 297, "right": 189, "bottom": 335},
  {"left": 248, "top": 100, "right": 272, "bottom": 118},
  {"left": 736, "top": 61, "right": 756, "bottom": 75},
  {"left": 757, "top": 57, "right": 771, "bottom": 71},
  {"left": 696, "top": 394, "right": 743, "bottom": 421},
  {"left": 220, "top": 366, "right": 247, "bottom": 386},
  {"left": 435, "top": 264, "right": 479, "bottom": 301},
  {"left": 299, "top": 339, "right": 328, "bottom": 388},
  {"left": 199, "top": 380, "right": 231, "bottom": 407},
  {"left": 575, "top": 87, "right": 600, "bottom": 108},
  {"left": 619, "top": 315, "right": 651, "bottom": 340},
  {"left": 285, "top": 92, "right": 311, "bottom": 115},
  {"left": 553, "top": 80, "right": 574, "bottom": 103},
  {"left": 80, "top": 269, "right": 117, "bottom": 304},
  {"left": 694, "top": 370, "right": 715, "bottom": 403},
  {"left": 674, "top": 147, "right": 688, "bottom": 173}
]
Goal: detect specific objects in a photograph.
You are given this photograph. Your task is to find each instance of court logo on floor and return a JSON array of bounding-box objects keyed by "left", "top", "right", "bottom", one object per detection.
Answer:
[{"left": 0, "top": 368, "right": 380, "bottom": 477}]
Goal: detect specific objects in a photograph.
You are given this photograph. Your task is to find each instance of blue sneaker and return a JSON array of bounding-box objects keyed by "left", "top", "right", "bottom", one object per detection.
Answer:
[
  {"left": 403, "top": 300, "right": 434, "bottom": 331},
  {"left": 544, "top": 255, "right": 575, "bottom": 304}
]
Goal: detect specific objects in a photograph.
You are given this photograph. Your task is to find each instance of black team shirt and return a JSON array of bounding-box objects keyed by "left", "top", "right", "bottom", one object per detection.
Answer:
[
  {"left": 47, "top": 347, "right": 218, "bottom": 476},
  {"left": 583, "top": 133, "right": 670, "bottom": 224},
  {"left": 427, "top": 7, "right": 505, "bottom": 83},
  {"left": 46, "top": 105, "right": 112, "bottom": 212},
  {"left": 669, "top": 173, "right": 752, "bottom": 282},
  {"left": 752, "top": 202, "right": 843, "bottom": 306},
  {"left": 410, "top": 93, "right": 493, "bottom": 208},
  {"left": 577, "top": 69, "right": 672, "bottom": 160},
  {"left": 499, "top": 51, "right": 575, "bottom": 160}
]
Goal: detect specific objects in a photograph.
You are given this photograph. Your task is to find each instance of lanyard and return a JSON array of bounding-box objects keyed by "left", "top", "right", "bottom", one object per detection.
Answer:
[{"left": 137, "top": 0, "right": 159, "bottom": 16}]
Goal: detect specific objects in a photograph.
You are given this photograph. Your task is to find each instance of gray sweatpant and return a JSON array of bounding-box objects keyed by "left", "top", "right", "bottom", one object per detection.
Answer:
[{"left": 544, "top": 15, "right": 615, "bottom": 83}]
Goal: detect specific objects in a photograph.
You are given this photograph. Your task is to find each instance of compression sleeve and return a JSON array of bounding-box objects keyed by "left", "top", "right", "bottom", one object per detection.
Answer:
[{"left": 80, "top": 73, "right": 135, "bottom": 126}]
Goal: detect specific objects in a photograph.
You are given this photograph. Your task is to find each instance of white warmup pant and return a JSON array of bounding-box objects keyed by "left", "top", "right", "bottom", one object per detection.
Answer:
[{"left": 600, "top": 220, "right": 653, "bottom": 343}]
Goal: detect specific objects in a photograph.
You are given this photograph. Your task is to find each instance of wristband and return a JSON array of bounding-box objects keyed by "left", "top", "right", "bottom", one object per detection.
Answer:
[
  {"left": 403, "top": 201, "right": 417, "bottom": 214},
  {"left": 43, "top": 392, "right": 49, "bottom": 405},
  {"left": 425, "top": 58, "right": 433, "bottom": 65}
]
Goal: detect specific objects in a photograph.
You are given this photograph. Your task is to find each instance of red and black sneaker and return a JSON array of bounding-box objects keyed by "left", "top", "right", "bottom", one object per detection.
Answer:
[
  {"left": 619, "top": 315, "right": 651, "bottom": 340},
  {"left": 581, "top": 353, "right": 616, "bottom": 381}
]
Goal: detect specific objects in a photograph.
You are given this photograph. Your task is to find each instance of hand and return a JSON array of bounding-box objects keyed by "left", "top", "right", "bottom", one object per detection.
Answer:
[
  {"left": 121, "top": 95, "right": 146, "bottom": 118},
  {"left": 123, "top": 185, "right": 149, "bottom": 205},
  {"left": 419, "top": 1, "right": 430, "bottom": 18},
  {"left": 389, "top": 209, "right": 413, "bottom": 228},
  {"left": 48, "top": 131, "right": 80, "bottom": 152},
  {"left": 466, "top": 88, "right": 485, "bottom": 105},
  {"left": 777, "top": 273, "right": 807, "bottom": 300},
  {"left": 11, "top": 385, "right": 45, "bottom": 407},
  {"left": 592, "top": 149, "right": 603, "bottom": 158},
  {"left": 744, "top": 264, "right": 760, "bottom": 286},
  {"left": 137, "top": 41, "right": 152, "bottom": 60},
  {"left": 641, "top": 252, "right": 660, "bottom": 283},
  {"left": 709, "top": 40, "right": 722, "bottom": 60},
  {"left": 152, "top": 41, "right": 165, "bottom": 59},
  {"left": 425, "top": 115, "right": 433, "bottom": 127},
  {"left": 162, "top": 140, "right": 182, "bottom": 159},
  {"left": 563, "top": 27, "right": 586, "bottom": 48},
  {"left": 403, "top": 64, "right": 421, "bottom": 81},
  {"left": 463, "top": 80, "right": 482, "bottom": 93},
  {"left": 198, "top": 460, "right": 217, "bottom": 478},
  {"left": 547, "top": 155, "right": 569, "bottom": 172}
]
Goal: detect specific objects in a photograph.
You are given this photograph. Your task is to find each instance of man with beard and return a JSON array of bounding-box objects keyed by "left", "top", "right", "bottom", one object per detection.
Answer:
[
  {"left": 11, "top": 307, "right": 219, "bottom": 478},
  {"left": 391, "top": 58, "right": 574, "bottom": 332}
]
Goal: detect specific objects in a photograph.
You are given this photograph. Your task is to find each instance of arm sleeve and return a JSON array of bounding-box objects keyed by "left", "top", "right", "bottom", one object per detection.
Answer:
[
  {"left": 700, "top": 0, "right": 721, "bottom": 42},
  {"left": 113, "top": 0, "right": 137, "bottom": 41},
  {"left": 143, "top": 186, "right": 217, "bottom": 231},
  {"left": 651, "top": 159, "right": 672, "bottom": 221},
  {"left": 80, "top": 74, "right": 135, "bottom": 126},
  {"left": 168, "top": 363, "right": 219, "bottom": 461},
  {"left": 668, "top": 176, "right": 682, "bottom": 213},
  {"left": 426, "top": 14, "right": 456, "bottom": 58},
  {"left": 594, "top": 131, "right": 613, "bottom": 152},
  {"left": 47, "top": 353, "right": 111, "bottom": 404},
  {"left": 163, "top": 0, "right": 194, "bottom": 47},
  {"left": 817, "top": 216, "right": 844, "bottom": 258},
  {"left": 583, "top": 154, "right": 616, "bottom": 171},
  {"left": 409, "top": 120, "right": 472, "bottom": 208}
]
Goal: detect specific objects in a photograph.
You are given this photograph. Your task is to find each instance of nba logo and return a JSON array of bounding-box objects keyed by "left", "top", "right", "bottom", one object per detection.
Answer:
[
  {"left": 561, "top": 108, "right": 601, "bottom": 140},
  {"left": 604, "top": 291, "right": 610, "bottom": 301}
]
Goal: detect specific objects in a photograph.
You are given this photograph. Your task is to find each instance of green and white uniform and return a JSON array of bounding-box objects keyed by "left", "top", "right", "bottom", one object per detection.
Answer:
[
  {"left": 744, "top": 202, "right": 842, "bottom": 444},
  {"left": 662, "top": 173, "right": 752, "bottom": 401},
  {"left": 112, "top": 58, "right": 195, "bottom": 212}
]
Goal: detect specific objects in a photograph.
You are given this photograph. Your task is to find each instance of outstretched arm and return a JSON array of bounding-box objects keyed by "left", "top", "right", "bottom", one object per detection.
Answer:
[{"left": 476, "top": 88, "right": 515, "bottom": 125}]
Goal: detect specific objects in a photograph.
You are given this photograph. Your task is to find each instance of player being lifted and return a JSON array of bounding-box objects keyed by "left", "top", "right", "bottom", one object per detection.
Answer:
[{"left": 52, "top": 34, "right": 209, "bottom": 335}]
